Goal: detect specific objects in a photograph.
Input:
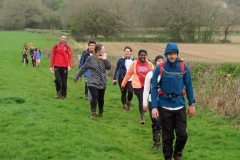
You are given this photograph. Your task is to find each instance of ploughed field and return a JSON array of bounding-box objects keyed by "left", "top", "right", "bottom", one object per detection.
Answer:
[{"left": 80, "top": 41, "right": 240, "bottom": 62}]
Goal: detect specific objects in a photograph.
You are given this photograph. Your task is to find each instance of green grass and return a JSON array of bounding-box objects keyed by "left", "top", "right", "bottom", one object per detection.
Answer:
[{"left": 0, "top": 31, "right": 240, "bottom": 160}]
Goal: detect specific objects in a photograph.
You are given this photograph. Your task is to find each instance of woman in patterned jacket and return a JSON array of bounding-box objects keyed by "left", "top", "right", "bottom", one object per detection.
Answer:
[{"left": 74, "top": 43, "right": 111, "bottom": 119}]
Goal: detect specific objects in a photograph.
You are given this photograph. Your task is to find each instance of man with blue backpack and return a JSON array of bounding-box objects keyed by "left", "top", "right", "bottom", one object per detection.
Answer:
[
  {"left": 151, "top": 42, "right": 196, "bottom": 160},
  {"left": 79, "top": 40, "right": 96, "bottom": 100}
]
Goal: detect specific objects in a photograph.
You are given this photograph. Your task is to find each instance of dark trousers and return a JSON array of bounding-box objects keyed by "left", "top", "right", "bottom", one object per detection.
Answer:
[
  {"left": 22, "top": 57, "right": 28, "bottom": 64},
  {"left": 133, "top": 88, "right": 144, "bottom": 114},
  {"left": 118, "top": 79, "right": 133, "bottom": 105},
  {"left": 32, "top": 59, "right": 36, "bottom": 67},
  {"left": 88, "top": 86, "right": 105, "bottom": 112},
  {"left": 148, "top": 102, "right": 162, "bottom": 134},
  {"left": 54, "top": 66, "right": 68, "bottom": 97},
  {"left": 159, "top": 106, "right": 188, "bottom": 159}
]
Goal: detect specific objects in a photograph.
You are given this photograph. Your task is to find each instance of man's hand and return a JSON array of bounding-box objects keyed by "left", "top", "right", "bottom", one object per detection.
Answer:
[
  {"left": 49, "top": 67, "right": 54, "bottom": 73},
  {"left": 151, "top": 108, "right": 159, "bottom": 119},
  {"left": 188, "top": 105, "right": 196, "bottom": 117},
  {"left": 74, "top": 77, "right": 81, "bottom": 83},
  {"left": 143, "top": 106, "right": 148, "bottom": 112},
  {"left": 68, "top": 66, "right": 71, "bottom": 71}
]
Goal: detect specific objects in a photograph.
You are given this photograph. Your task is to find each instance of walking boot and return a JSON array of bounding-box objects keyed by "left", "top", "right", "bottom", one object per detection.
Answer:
[
  {"left": 153, "top": 142, "right": 161, "bottom": 150},
  {"left": 123, "top": 104, "right": 127, "bottom": 112},
  {"left": 55, "top": 90, "right": 61, "bottom": 99},
  {"left": 90, "top": 112, "right": 96, "bottom": 119},
  {"left": 152, "top": 131, "right": 161, "bottom": 150},
  {"left": 127, "top": 101, "right": 132, "bottom": 110},
  {"left": 173, "top": 152, "right": 182, "bottom": 160},
  {"left": 99, "top": 110, "right": 104, "bottom": 118},
  {"left": 140, "top": 112, "right": 145, "bottom": 124}
]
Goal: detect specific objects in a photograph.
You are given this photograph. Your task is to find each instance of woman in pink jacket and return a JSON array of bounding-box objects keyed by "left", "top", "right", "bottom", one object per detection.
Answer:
[{"left": 121, "top": 49, "right": 154, "bottom": 124}]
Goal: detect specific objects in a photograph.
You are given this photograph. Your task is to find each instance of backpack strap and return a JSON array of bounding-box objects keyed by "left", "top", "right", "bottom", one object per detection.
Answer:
[
  {"left": 160, "top": 61, "right": 185, "bottom": 76},
  {"left": 55, "top": 44, "right": 58, "bottom": 50},
  {"left": 55, "top": 43, "right": 71, "bottom": 55},
  {"left": 179, "top": 61, "right": 185, "bottom": 73},
  {"left": 160, "top": 62, "right": 165, "bottom": 77}
]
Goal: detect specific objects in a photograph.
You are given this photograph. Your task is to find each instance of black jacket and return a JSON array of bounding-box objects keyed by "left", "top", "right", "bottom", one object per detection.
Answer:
[{"left": 113, "top": 56, "right": 134, "bottom": 80}]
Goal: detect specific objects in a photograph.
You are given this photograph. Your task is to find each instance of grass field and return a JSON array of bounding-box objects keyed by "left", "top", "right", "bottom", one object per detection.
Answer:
[{"left": 0, "top": 31, "right": 240, "bottom": 160}]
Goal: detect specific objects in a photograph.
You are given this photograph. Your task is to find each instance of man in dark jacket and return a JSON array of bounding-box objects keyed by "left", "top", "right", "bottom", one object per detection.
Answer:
[
  {"left": 79, "top": 40, "right": 96, "bottom": 100},
  {"left": 151, "top": 42, "right": 196, "bottom": 160}
]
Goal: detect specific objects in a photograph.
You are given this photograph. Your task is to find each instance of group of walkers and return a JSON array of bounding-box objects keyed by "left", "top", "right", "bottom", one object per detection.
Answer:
[
  {"left": 22, "top": 42, "right": 42, "bottom": 67},
  {"left": 49, "top": 34, "right": 196, "bottom": 160}
]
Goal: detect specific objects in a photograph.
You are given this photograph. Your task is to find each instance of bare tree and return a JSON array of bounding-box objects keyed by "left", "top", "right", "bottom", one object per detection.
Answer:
[
  {"left": 64, "top": 0, "right": 128, "bottom": 41},
  {"left": 220, "top": 6, "right": 237, "bottom": 43},
  {"left": 0, "top": 0, "right": 43, "bottom": 30}
]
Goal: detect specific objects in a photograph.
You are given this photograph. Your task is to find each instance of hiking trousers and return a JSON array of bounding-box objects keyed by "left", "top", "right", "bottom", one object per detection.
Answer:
[
  {"left": 148, "top": 102, "right": 162, "bottom": 134},
  {"left": 149, "top": 102, "right": 162, "bottom": 144},
  {"left": 118, "top": 78, "right": 133, "bottom": 105},
  {"left": 88, "top": 86, "right": 105, "bottom": 112},
  {"left": 159, "top": 106, "right": 188, "bottom": 159},
  {"left": 133, "top": 88, "right": 144, "bottom": 114},
  {"left": 54, "top": 66, "right": 68, "bottom": 97}
]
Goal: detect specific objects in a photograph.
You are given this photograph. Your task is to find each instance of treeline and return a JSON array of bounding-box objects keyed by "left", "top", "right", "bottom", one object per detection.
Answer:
[{"left": 0, "top": 0, "right": 240, "bottom": 43}]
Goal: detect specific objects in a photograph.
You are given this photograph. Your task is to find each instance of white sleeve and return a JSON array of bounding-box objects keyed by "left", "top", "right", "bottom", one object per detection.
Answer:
[{"left": 143, "top": 71, "right": 152, "bottom": 106}]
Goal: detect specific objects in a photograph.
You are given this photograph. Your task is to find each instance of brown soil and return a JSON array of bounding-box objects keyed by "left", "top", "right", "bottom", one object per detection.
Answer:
[{"left": 80, "top": 42, "right": 240, "bottom": 62}]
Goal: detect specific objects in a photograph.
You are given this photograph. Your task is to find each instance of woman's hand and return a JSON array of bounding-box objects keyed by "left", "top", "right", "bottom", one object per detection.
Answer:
[{"left": 100, "top": 54, "right": 107, "bottom": 60}]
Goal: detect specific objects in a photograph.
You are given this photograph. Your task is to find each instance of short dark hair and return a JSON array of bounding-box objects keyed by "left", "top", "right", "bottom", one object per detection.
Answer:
[
  {"left": 124, "top": 46, "right": 132, "bottom": 52},
  {"left": 88, "top": 40, "right": 96, "bottom": 46},
  {"left": 138, "top": 49, "right": 147, "bottom": 56}
]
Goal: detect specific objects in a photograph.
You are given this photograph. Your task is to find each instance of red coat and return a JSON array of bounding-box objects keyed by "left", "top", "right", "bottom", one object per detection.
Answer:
[{"left": 50, "top": 42, "right": 72, "bottom": 67}]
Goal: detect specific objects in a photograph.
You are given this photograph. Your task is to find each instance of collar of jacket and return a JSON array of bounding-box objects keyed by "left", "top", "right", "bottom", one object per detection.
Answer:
[{"left": 121, "top": 56, "right": 133, "bottom": 60}]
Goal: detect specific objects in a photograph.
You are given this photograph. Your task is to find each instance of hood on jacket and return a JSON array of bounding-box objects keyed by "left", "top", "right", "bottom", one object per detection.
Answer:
[
  {"left": 164, "top": 42, "right": 179, "bottom": 56},
  {"left": 164, "top": 42, "right": 179, "bottom": 63}
]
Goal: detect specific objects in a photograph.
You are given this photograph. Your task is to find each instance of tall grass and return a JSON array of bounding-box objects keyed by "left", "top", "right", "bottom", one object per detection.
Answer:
[{"left": 0, "top": 31, "right": 240, "bottom": 160}]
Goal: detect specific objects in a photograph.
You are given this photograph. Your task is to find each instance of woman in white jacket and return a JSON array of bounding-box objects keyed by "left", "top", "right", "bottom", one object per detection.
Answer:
[{"left": 143, "top": 55, "right": 163, "bottom": 150}]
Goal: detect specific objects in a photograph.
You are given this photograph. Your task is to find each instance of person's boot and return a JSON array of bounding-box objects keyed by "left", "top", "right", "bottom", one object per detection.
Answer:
[
  {"left": 90, "top": 112, "right": 96, "bottom": 119},
  {"left": 173, "top": 140, "right": 186, "bottom": 160},
  {"left": 140, "top": 112, "right": 145, "bottom": 124},
  {"left": 99, "top": 110, "right": 104, "bottom": 118},
  {"left": 123, "top": 104, "right": 127, "bottom": 112},
  {"left": 55, "top": 90, "right": 61, "bottom": 99},
  {"left": 173, "top": 152, "right": 182, "bottom": 160},
  {"left": 127, "top": 101, "right": 132, "bottom": 110},
  {"left": 152, "top": 131, "right": 161, "bottom": 150}
]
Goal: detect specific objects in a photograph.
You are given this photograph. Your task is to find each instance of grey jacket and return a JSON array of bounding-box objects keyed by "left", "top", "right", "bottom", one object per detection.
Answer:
[{"left": 74, "top": 56, "right": 111, "bottom": 89}]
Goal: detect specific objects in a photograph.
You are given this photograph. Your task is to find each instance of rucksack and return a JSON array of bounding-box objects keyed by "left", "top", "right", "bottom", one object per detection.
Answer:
[
  {"left": 158, "top": 61, "right": 186, "bottom": 96},
  {"left": 54, "top": 43, "right": 71, "bottom": 55}
]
